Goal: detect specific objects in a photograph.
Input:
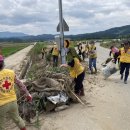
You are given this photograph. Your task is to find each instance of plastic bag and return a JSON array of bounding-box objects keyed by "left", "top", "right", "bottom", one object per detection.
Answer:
[
  {"left": 47, "top": 91, "right": 69, "bottom": 105},
  {"left": 102, "top": 61, "right": 118, "bottom": 79}
]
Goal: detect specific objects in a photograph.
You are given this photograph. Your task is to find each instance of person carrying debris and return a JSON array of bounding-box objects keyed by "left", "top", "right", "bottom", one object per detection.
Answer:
[
  {"left": 52, "top": 44, "right": 59, "bottom": 67},
  {"left": 119, "top": 40, "right": 130, "bottom": 84},
  {"left": 0, "top": 55, "right": 32, "bottom": 130},
  {"left": 88, "top": 40, "right": 97, "bottom": 74},
  {"left": 109, "top": 46, "right": 120, "bottom": 64},
  {"left": 61, "top": 40, "right": 85, "bottom": 96}
]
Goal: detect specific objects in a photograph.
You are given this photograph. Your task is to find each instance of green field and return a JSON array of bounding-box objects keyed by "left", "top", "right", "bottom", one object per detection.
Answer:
[{"left": 0, "top": 43, "right": 29, "bottom": 57}]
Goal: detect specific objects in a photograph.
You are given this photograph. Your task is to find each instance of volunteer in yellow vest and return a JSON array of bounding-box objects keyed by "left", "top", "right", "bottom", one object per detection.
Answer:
[
  {"left": 117, "top": 43, "right": 124, "bottom": 68},
  {"left": 119, "top": 40, "right": 130, "bottom": 84},
  {"left": 0, "top": 55, "right": 32, "bottom": 130},
  {"left": 61, "top": 57, "right": 85, "bottom": 96},
  {"left": 88, "top": 41, "right": 97, "bottom": 74},
  {"left": 85, "top": 42, "right": 89, "bottom": 58},
  {"left": 52, "top": 44, "right": 59, "bottom": 67},
  {"left": 61, "top": 40, "right": 85, "bottom": 96}
]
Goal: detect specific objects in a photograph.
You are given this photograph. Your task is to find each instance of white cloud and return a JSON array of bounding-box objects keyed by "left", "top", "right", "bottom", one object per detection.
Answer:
[{"left": 0, "top": 0, "right": 130, "bottom": 35}]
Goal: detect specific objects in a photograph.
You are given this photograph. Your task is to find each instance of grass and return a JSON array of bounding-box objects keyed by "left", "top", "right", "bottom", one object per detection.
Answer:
[
  {"left": 0, "top": 43, "right": 30, "bottom": 57},
  {"left": 29, "top": 42, "right": 47, "bottom": 63},
  {"left": 69, "top": 40, "right": 77, "bottom": 48},
  {"left": 26, "top": 42, "right": 47, "bottom": 79},
  {"left": 100, "top": 39, "right": 121, "bottom": 49}
]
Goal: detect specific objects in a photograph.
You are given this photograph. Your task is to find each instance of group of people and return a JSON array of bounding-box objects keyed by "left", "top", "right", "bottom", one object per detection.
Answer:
[
  {"left": 41, "top": 43, "right": 59, "bottom": 67},
  {"left": 109, "top": 40, "right": 130, "bottom": 84},
  {"left": 41, "top": 40, "right": 85, "bottom": 96},
  {"left": 41, "top": 40, "right": 97, "bottom": 97},
  {"left": 77, "top": 41, "right": 97, "bottom": 74},
  {"left": 64, "top": 39, "right": 130, "bottom": 99},
  {"left": 60, "top": 40, "right": 98, "bottom": 96},
  {"left": 41, "top": 40, "right": 85, "bottom": 97},
  {"left": 1, "top": 39, "right": 130, "bottom": 130},
  {"left": 0, "top": 40, "right": 93, "bottom": 130}
]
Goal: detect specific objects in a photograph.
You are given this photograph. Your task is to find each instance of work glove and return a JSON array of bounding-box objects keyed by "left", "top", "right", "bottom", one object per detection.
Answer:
[
  {"left": 26, "top": 93, "right": 32, "bottom": 102},
  {"left": 111, "top": 59, "right": 116, "bottom": 64}
]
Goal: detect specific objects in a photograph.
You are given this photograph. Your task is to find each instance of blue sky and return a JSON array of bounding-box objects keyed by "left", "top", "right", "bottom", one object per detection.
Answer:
[{"left": 0, "top": 0, "right": 130, "bottom": 35}]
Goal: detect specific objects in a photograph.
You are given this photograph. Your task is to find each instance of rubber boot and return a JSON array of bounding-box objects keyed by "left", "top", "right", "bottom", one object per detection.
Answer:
[
  {"left": 120, "top": 74, "right": 123, "bottom": 80},
  {"left": 90, "top": 69, "right": 93, "bottom": 74},
  {"left": 95, "top": 68, "right": 97, "bottom": 74},
  {"left": 75, "top": 91, "right": 80, "bottom": 96},
  {"left": 21, "top": 128, "right": 26, "bottom": 130},
  {"left": 79, "top": 88, "right": 85, "bottom": 96},
  {"left": 124, "top": 80, "right": 127, "bottom": 84}
]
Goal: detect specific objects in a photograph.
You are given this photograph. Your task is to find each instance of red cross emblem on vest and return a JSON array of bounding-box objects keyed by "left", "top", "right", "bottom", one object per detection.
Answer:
[{"left": 2, "top": 80, "right": 11, "bottom": 90}]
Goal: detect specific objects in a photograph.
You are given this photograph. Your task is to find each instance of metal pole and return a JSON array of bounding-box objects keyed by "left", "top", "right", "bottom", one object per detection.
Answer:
[{"left": 58, "top": 0, "right": 66, "bottom": 64}]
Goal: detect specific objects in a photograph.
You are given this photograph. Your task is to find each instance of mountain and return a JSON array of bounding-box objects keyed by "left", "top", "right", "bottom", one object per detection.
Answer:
[
  {"left": 67, "top": 25, "right": 130, "bottom": 40},
  {"left": 21, "top": 34, "right": 54, "bottom": 41},
  {"left": 0, "top": 25, "right": 130, "bottom": 42},
  {"left": 0, "top": 31, "right": 29, "bottom": 38}
]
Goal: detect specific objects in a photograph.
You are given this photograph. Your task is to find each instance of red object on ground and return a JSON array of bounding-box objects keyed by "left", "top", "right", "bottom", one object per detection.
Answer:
[{"left": 21, "top": 128, "right": 26, "bottom": 130}]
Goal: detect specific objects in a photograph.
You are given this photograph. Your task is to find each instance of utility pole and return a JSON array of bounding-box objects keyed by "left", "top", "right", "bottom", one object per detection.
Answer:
[{"left": 58, "top": 0, "right": 66, "bottom": 64}]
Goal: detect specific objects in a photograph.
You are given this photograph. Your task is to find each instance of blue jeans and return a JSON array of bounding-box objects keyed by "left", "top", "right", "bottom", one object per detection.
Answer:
[
  {"left": 89, "top": 58, "right": 97, "bottom": 72},
  {"left": 53, "top": 55, "right": 58, "bottom": 67}
]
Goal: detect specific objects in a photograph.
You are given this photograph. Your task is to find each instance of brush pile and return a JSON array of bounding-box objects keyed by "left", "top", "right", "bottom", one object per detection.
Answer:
[
  {"left": 17, "top": 43, "right": 89, "bottom": 122},
  {"left": 18, "top": 61, "right": 77, "bottom": 123}
]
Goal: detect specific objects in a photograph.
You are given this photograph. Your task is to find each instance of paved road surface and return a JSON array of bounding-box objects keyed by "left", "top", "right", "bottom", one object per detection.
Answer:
[{"left": 4, "top": 45, "right": 34, "bottom": 75}]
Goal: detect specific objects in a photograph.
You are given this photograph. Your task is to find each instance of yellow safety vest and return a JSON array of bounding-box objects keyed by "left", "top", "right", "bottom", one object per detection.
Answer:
[
  {"left": 88, "top": 45, "right": 97, "bottom": 58},
  {"left": 0, "top": 69, "right": 16, "bottom": 106},
  {"left": 85, "top": 46, "right": 89, "bottom": 52},
  {"left": 52, "top": 47, "right": 59, "bottom": 56},
  {"left": 69, "top": 58, "right": 84, "bottom": 78},
  {"left": 120, "top": 47, "right": 130, "bottom": 63}
]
